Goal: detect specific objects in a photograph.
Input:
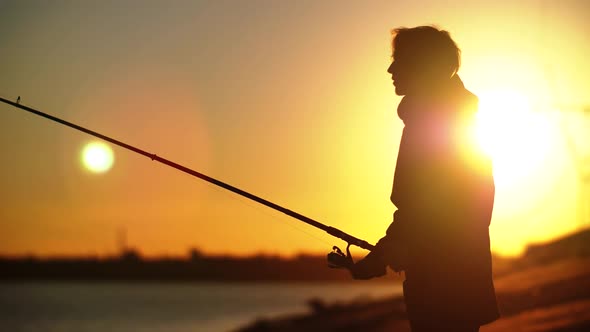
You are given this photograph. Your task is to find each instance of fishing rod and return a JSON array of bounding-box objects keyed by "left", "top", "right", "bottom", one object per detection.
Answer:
[{"left": 0, "top": 96, "right": 374, "bottom": 267}]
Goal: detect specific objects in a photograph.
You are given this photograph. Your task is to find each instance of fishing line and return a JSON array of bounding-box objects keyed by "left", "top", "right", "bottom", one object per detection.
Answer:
[
  {"left": 210, "top": 185, "right": 334, "bottom": 247},
  {"left": 0, "top": 95, "right": 374, "bottom": 252},
  {"left": 0, "top": 96, "right": 315, "bottom": 242}
]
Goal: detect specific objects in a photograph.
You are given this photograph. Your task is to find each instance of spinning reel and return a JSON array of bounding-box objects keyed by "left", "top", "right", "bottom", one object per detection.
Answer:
[{"left": 327, "top": 243, "right": 354, "bottom": 269}]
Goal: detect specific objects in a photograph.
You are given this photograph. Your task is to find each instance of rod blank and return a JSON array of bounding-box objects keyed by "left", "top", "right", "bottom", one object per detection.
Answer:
[{"left": 0, "top": 96, "right": 374, "bottom": 251}]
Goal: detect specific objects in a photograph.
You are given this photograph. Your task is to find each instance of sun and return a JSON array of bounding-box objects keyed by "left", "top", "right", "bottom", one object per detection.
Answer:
[
  {"left": 472, "top": 88, "right": 568, "bottom": 255},
  {"left": 81, "top": 141, "right": 114, "bottom": 173},
  {"left": 473, "top": 89, "right": 556, "bottom": 189}
]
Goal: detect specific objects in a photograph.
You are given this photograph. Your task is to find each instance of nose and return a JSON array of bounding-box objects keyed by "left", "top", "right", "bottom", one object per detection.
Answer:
[{"left": 387, "top": 62, "right": 394, "bottom": 74}]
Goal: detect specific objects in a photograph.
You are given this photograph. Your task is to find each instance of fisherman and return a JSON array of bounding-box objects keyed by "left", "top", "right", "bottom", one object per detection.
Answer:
[
  {"left": 0, "top": 24, "right": 498, "bottom": 332},
  {"left": 349, "top": 26, "right": 499, "bottom": 332}
]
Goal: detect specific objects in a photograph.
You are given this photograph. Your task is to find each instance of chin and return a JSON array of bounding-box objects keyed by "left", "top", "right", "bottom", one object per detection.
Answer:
[{"left": 394, "top": 86, "right": 406, "bottom": 96}]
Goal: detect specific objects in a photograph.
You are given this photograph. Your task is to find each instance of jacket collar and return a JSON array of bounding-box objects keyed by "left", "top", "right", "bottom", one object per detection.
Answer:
[{"left": 397, "top": 75, "right": 468, "bottom": 125}]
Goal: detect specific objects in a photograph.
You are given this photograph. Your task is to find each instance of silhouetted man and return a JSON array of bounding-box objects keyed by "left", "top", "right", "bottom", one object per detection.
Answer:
[{"left": 350, "top": 26, "right": 499, "bottom": 332}]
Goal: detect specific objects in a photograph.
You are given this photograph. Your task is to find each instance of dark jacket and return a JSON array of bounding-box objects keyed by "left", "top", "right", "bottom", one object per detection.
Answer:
[{"left": 378, "top": 75, "right": 499, "bottom": 325}]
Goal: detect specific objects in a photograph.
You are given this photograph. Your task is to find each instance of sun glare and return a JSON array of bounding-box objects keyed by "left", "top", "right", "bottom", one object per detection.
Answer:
[
  {"left": 469, "top": 88, "right": 579, "bottom": 256},
  {"left": 474, "top": 89, "right": 555, "bottom": 189},
  {"left": 81, "top": 141, "right": 114, "bottom": 173}
]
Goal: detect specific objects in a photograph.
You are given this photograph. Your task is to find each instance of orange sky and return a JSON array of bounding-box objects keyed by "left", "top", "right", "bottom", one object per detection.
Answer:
[{"left": 0, "top": 0, "right": 589, "bottom": 258}]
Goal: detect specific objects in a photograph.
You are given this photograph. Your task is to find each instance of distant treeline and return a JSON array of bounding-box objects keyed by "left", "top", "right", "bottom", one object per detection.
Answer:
[
  {"left": 2, "top": 228, "right": 588, "bottom": 282},
  {"left": 0, "top": 250, "right": 401, "bottom": 283}
]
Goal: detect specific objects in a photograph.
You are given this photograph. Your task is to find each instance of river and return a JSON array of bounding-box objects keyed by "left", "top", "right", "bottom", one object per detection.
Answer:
[{"left": 0, "top": 282, "right": 402, "bottom": 331}]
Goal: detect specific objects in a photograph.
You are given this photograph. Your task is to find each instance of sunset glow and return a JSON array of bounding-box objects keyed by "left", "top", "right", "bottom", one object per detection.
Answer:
[{"left": 0, "top": 1, "right": 587, "bottom": 258}]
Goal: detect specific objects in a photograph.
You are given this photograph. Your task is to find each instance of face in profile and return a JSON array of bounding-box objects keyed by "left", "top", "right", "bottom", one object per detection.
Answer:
[
  {"left": 387, "top": 48, "right": 451, "bottom": 96},
  {"left": 387, "top": 60, "right": 405, "bottom": 96},
  {"left": 387, "top": 49, "right": 417, "bottom": 96}
]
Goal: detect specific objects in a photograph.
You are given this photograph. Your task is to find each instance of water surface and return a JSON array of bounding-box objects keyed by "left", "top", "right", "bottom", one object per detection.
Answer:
[{"left": 0, "top": 282, "right": 402, "bottom": 331}]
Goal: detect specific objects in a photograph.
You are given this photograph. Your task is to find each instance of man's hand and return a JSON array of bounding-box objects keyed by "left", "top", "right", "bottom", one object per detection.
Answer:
[{"left": 349, "top": 250, "right": 387, "bottom": 280}]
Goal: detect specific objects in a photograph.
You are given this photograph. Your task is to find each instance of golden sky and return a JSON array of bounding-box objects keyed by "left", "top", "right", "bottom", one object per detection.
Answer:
[{"left": 0, "top": 0, "right": 589, "bottom": 258}]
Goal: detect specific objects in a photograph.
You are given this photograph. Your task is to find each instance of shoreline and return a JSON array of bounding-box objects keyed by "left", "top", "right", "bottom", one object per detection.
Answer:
[{"left": 237, "top": 245, "right": 590, "bottom": 332}]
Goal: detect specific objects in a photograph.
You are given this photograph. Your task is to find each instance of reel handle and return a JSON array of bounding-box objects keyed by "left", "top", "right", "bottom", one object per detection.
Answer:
[{"left": 327, "top": 243, "right": 354, "bottom": 269}]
